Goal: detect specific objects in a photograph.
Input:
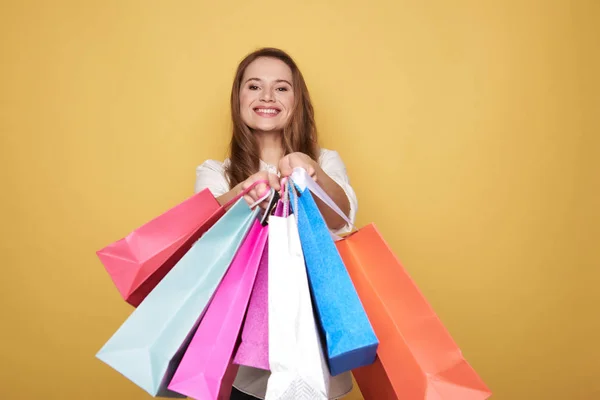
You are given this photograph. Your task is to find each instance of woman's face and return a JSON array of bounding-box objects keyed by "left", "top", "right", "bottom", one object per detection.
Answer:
[{"left": 239, "top": 57, "right": 295, "bottom": 133}]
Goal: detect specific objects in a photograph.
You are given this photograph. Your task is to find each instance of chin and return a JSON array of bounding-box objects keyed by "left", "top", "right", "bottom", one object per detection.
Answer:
[
  {"left": 259, "top": 126, "right": 282, "bottom": 132},
  {"left": 251, "top": 123, "right": 284, "bottom": 132}
]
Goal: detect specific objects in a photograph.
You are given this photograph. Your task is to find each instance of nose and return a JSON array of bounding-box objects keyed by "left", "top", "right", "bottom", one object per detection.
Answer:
[{"left": 260, "top": 86, "right": 276, "bottom": 102}]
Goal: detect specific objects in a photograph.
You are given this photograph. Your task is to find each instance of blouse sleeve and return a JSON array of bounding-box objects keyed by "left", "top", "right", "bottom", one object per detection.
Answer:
[
  {"left": 194, "top": 159, "right": 231, "bottom": 197},
  {"left": 318, "top": 149, "right": 358, "bottom": 235}
]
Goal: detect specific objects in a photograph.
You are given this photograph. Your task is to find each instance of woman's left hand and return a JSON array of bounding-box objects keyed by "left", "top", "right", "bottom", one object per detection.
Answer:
[{"left": 278, "top": 152, "right": 319, "bottom": 181}]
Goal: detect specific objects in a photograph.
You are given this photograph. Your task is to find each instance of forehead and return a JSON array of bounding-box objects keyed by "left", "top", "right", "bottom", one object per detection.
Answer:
[{"left": 242, "top": 57, "right": 293, "bottom": 82}]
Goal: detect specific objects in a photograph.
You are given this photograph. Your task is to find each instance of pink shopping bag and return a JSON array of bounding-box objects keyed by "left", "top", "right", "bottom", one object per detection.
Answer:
[
  {"left": 232, "top": 202, "right": 284, "bottom": 370},
  {"left": 168, "top": 218, "right": 269, "bottom": 399},
  {"left": 96, "top": 188, "right": 224, "bottom": 307},
  {"left": 231, "top": 243, "right": 269, "bottom": 370}
]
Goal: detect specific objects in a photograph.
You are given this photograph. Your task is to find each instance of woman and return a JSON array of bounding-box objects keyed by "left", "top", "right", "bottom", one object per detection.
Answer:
[{"left": 194, "top": 47, "right": 356, "bottom": 400}]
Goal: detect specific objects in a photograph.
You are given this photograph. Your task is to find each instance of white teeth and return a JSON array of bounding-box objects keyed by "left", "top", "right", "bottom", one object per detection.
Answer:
[{"left": 256, "top": 108, "right": 278, "bottom": 114}]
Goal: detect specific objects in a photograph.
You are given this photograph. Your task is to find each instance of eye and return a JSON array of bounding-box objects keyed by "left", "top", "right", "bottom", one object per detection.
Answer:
[
  {"left": 248, "top": 85, "right": 259, "bottom": 90},
  {"left": 276, "top": 87, "right": 289, "bottom": 92}
]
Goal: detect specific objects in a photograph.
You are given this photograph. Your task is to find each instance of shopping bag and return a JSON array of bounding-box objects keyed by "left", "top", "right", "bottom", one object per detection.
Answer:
[
  {"left": 96, "top": 188, "right": 223, "bottom": 306},
  {"left": 289, "top": 169, "right": 378, "bottom": 376},
  {"left": 232, "top": 202, "right": 283, "bottom": 371},
  {"left": 336, "top": 224, "right": 492, "bottom": 399},
  {"left": 96, "top": 196, "right": 261, "bottom": 397},
  {"left": 265, "top": 193, "right": 333, "bottom": 400},
  {"left": 265, "top": 195, "right": 328, "bottom": 398},
  {"left": 167, "top": 218, "right": 269, "bottom": 400},
  {"left": 231, "top": 243, "right": 269, "bottom": 371}
]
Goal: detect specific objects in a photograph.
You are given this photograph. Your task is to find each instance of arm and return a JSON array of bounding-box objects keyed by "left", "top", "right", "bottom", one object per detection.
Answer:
[
  {"left": 313, "top": 166, "right": 351, "bottom": 231},
  {"left": 278, "top": 150, "right": 357, "bottom": 232}
]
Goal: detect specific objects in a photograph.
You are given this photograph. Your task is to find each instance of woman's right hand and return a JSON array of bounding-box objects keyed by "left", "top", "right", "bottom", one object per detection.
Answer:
[{"left": 237, "top": 170, "right": 281, "bottom": 209}]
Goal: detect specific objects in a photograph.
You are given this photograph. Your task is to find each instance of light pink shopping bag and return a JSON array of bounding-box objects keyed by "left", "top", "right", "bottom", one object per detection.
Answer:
[
  {"left": 232, "top": 202, "right": 284, "bottom": 370},
  {"left": 167, "top": 218, "right": 269, "bottom": 399},
  {"left": 231, "top": 242, "right": 269, "bottom": 370}
]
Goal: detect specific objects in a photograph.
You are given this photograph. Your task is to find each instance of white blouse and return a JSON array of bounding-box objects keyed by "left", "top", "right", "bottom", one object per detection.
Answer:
[
  {"left": 193, "top": 148, "right": 357, "bottom": 399},
  {"left": 194, "top": 148, "right": 358, "bottom": 235}
]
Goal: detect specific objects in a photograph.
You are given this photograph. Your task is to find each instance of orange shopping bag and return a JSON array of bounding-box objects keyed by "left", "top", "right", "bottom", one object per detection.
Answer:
[{"left": 335, "top": 224, "right": 492, "bottom": 399}]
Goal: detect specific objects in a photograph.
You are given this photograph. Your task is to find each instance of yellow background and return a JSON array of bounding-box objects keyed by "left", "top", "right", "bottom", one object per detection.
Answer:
[{"left": 1, "top": 1, "right": 598, "bottom": 399}]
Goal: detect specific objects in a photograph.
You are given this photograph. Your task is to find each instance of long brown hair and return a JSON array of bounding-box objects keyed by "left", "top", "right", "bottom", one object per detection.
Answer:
[{"left": 225, "top": 47, "right": 319, "bottom": 188}]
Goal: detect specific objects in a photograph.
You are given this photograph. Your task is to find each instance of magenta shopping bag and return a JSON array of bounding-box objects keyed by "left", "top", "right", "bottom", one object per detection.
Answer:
[{"left": 168, "top": 219, "right": 269, "bottom": 399}]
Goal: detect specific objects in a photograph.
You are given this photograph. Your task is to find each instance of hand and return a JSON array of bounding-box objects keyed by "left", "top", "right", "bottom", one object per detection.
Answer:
[
  {"left": 238, "top": 170, "right": 281, "bottom": 209},
  {"left": 278, "top": 152, "right": 319, "bottom": 181}
]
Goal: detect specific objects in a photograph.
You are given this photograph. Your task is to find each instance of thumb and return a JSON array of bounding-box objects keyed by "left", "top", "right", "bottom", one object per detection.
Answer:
[
  {"left": 278, "top": 158, "right": 292, "bottom": 177},
  {"left": 256, "top": 182, "right": 269, "bottom": 198},
  {"left": 268, "top": 174, "right": 281, "bottom": 192}
]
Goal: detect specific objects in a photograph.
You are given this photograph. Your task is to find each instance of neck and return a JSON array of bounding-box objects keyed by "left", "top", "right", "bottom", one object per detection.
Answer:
[{"left": 255, "top": 130, "right": 284, "bottom": 166}]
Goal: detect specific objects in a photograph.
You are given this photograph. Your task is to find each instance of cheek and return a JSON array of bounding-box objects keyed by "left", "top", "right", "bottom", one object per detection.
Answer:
[
  {"left": 283, "top": 94, "right": 295, "bottom": 112},
  {"left": 239, "top": 95, "right": 248, "bottom": 109},
  {"left": 239, "top": 94, "right": 253, "bottom": 124},
  {"left": 239, "top": 91, "right": 254, "bottom": 109}
]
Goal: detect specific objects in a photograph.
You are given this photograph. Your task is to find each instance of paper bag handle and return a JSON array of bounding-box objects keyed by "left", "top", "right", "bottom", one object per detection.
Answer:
[
  {"left": 290, "top": 168, "right": 356, "bottom": 239},
  {"left": 223, "top": 179, "right": 270, "bottom": 210}
]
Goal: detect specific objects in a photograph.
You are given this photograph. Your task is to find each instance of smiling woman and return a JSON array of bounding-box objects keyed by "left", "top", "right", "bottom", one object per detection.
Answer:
[
  {"left": 195, "top": 47, "right": 358, "bottom": 234},
  {"left": 241, "top": 61, "right": 294, "bottom": 127},
  {"left": 243, "top": 81, "right": 292, "bottom": 126},
  {"left": 193, "top": 47, "right": 358, "bottom": 399}
]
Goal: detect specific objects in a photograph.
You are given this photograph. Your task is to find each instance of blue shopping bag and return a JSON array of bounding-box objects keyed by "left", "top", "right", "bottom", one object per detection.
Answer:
[
  {"left": 289, "top": 172, "right": 378, "bottom": 376},
  {"left": 96, "top": 197, "right": 260, "bottom": 397}
]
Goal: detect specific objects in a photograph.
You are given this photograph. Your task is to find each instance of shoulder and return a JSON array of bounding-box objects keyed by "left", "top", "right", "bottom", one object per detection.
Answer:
[
  {"left": 195, "top": 158, "right": 230, "bottom": 174},
  {"left": 194, "top": 158, "right": 231, "bottom": 195},
  {"left": 317, "top": 148, "right": 349, "bottom": 173},
  {"left": 317, "top": 147, "right": 341, "bottom": 161}
]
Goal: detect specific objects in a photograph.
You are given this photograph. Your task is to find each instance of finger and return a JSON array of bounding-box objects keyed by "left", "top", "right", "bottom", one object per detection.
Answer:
[
  {"left": 249, "top": 188, "right": 261, "bottom": 202},
  {"left": 278, "top": 157, "right": 292, "bottom": 177},
  {"left": 308, "top": 166, "right": 318, "bottom": 181},
  {"left": 259, "top": 199, "right": 269, "bottom": 210},
  {"left": 279, "top": 177, "right": 288, "bottom": 193},
  {"left": 247, "top": 189, "right": 266, "bottom": 209},
  {"left": 268, "top": 174, "right": 281, "bottom": 192},
  {"left": 242, "top": 172, "right": 266, "bottom": 192},
  {"left": 255, "top": 183, "right": 269, "bottom": 198},
  {"left": 241, "top": 175, "right": 259, "bottom": 192},
  {"left": 254, "top": 186, "right": 273, "bottom": 204}
]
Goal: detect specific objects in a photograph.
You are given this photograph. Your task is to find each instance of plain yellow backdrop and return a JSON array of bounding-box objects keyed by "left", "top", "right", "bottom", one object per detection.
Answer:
[{"left": 1, "top": 1, "right": 598, "bottom": 399}]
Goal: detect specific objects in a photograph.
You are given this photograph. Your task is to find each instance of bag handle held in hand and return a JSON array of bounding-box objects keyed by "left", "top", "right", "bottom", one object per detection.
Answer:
[
  {"left": 290, "top": 168, "right": 357, "bottom": 238},
  {"left": 223, "top": 179, "right": 270, "bottom": 210}
]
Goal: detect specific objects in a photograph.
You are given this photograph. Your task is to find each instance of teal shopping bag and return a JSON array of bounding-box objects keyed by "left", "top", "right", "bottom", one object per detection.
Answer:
[{"left": 96, "top": 198, "right": 260, "bottom": 397}]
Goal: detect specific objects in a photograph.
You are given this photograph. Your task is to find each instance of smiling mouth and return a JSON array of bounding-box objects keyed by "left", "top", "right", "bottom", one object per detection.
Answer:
[{"left": 254, "top": 107, "right": 281, "bottom": 117}]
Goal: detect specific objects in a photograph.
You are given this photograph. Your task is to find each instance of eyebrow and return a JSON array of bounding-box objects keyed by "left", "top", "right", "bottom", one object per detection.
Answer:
[{"left": 245, "top": 77, "right": 293, "bottom": 86}]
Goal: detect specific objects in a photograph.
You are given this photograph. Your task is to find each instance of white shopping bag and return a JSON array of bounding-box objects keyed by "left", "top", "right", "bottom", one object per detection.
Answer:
[
  {"left": 265, "top": 208, "right": 326, "bottom": 399},
  {"left": 265, "top": 200, "right": 352, "bottom": 400}
]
